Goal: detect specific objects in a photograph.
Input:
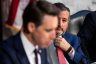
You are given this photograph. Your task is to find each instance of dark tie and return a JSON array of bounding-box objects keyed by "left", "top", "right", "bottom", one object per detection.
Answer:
[
  {"left": 56, "top": 47, "right": 66, "bottom": 64},
  {"left": 34, "top": 49, "right": 40, "bottom": 64}
]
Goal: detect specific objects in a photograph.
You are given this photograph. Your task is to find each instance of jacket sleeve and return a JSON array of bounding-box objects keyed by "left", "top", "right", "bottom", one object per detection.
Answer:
[
  {"left": 72, "top": 36, "right": 90, "bottom": 64},
  {"left": 77, "top": 12, "right": 96, "bottom": 63}
]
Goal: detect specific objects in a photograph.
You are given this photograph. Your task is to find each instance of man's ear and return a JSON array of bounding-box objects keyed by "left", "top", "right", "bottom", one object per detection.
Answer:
[{"left": 27, "top": 22, "right": 35, "bottom": 33}]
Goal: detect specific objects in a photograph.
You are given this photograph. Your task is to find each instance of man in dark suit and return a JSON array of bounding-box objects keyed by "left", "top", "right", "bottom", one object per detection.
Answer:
[
  {"left": 0, "top": 0, "right": 60, "bottom": 64},
  {"left": 47, "top": 3, "right": 89, "bottom": 64},
  {"left": 78, "top": 11, "right": 96, "bottom": 63}
]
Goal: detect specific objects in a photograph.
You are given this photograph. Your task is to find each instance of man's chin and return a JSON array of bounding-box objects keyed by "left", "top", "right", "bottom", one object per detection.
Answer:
[
  {"left": 40, "top": 43, "right": 52, "bottom": 48},
  {"left": 38, "top": 41, "right": 53, "bottom": 48},
  {"left": 40, "top": 45, "right": 49, "bottom": 48},
  {"left": 38, "top": 44, "right": 47, "bottom": 48}
]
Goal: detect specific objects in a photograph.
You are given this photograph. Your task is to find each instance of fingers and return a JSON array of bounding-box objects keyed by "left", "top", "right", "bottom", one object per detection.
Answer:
[
  {"left": 54, "top": 37, "right": 71, "bottom": 51},
  {"left": 54, "top": 37, "right": 62, "bottom": 46}
]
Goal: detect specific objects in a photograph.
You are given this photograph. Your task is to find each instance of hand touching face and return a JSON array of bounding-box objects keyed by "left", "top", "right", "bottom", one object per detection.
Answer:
[{"left": 54, "top": 36, "right": 70, "bottom": 52}]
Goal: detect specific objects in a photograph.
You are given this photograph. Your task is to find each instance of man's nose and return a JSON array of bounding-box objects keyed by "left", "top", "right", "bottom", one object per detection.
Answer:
[{"left": 50, "top": 31, "right": 56, "bottom": 39}]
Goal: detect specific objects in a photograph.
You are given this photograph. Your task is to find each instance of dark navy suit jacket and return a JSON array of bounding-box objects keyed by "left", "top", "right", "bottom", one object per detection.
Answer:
[
  {"left": 78, "top": 11, "right": 96, "bottom": 63},
  {"left": 63, "top": 32, "right": 89, "bottom": 64},
  {"left": 0, "top": 33, "right": 49, "bottom": 64}
]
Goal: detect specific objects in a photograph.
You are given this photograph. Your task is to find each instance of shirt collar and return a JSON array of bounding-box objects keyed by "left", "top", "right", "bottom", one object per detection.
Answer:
[{"left": 20, "top": 31, "right": 35, "bottom": 55}]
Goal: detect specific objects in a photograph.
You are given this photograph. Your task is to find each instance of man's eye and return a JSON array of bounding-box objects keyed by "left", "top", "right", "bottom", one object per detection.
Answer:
[
  {"left": 45, "top": 29, "right": 52, "bottom": 32},
  {"left": 62, "top": 18, "right": 68, "bottom": 22},
  {"left": 62, "top": 20, "right": 66, "bottom": 22}
]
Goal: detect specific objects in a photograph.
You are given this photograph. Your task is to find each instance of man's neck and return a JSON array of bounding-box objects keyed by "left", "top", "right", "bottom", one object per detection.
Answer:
[{"left": 22, "top": 31, "right": 37, "bottom": 46}]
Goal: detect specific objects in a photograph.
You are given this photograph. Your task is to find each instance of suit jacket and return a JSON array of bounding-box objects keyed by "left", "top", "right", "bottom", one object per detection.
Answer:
[
  {"left": 63, "top": 32, "right": 89, "bottom": 64},
  {"left": 0, "top": 33, "right": 49, "bottom": 64},
  {"left": 47, "top": 32, "right": 89, "bottom": 64},
  {"left": 77, "top": 11, "right": 96, "bottom": 63}
]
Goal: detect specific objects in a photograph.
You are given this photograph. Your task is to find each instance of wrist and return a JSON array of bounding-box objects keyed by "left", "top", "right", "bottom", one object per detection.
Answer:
[
  {"left": 68, "top": 48, "right": 75, "bottom": 59},
  {"left": 65, "top": 46, "right": 72, "bottom": 53}
]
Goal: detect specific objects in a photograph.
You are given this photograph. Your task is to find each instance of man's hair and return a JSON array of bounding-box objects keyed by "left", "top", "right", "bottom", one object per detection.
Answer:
[
  {"left": 54, "top": 2, "right": 70, "bottom": 13},
  {"left": 23, "top": 0, "right": 59, "bottom": 32}
]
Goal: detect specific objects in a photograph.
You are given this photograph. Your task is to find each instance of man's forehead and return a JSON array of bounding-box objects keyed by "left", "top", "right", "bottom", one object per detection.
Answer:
[{"left": 41, "top": 15, "right": 58, "bottom": 25}]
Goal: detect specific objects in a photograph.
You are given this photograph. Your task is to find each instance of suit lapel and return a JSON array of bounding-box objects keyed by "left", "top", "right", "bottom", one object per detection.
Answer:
[
  {"left": 40, "top": 48, "right": 49, "bottom": 64},
  {"left": 13, "top": 33, "right": 30, "bottom": 64},
  {"left": 13, "top": 32, "right": 50, "bottom": 64}
]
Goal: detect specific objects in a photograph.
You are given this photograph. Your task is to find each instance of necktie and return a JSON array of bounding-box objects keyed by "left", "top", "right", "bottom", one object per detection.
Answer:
[
  {"left": 56, "top": 47, "right": 66, "bottom": 64},
  {"left": 34, "top": 49, "right": 40, "bottom": 64}
]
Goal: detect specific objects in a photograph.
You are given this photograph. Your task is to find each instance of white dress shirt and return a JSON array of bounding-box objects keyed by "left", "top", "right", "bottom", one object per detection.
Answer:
[
  {"left": 20, "top": 32, "right": 41, "bottom": 64},
  {"left": 68, "top": 48, "right": 75, "bottom": 59}
]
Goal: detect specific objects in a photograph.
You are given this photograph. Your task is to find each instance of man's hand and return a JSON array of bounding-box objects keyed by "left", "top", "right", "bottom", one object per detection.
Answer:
[{"left": 54, "top": 37, "right": 71, "bottom": 52}]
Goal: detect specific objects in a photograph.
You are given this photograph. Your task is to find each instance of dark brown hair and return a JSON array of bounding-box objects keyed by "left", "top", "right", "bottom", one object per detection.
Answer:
[
  {"left": 54, "top": 2, "right": 70, "bottom": 12},
  {"left": 23, "top": 0, "right": 60, "bottom": 32}
]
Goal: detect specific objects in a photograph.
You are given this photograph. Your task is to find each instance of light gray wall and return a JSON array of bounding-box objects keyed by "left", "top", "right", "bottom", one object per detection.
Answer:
[{"left": 47, "top": 0, "right": 96, "bottom": 15}]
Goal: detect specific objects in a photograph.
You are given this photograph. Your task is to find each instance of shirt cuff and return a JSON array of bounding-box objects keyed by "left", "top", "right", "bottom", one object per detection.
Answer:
[{"left": 68, "top": 48, "right": 75, "bottom": 59}]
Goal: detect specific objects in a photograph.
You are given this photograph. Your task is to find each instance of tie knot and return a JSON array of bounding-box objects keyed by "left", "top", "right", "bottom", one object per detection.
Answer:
[{"left": 34, "top": 49, "right": 41, "bottom": 54}]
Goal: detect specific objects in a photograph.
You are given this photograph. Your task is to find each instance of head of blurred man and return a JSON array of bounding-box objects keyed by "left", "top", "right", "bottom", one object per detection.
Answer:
[
  {"left": 54, "top": 3, "right": 70, "bottom": 34},
  {"left": 22, "top": 1, "right": 59, "bottom": 48}
]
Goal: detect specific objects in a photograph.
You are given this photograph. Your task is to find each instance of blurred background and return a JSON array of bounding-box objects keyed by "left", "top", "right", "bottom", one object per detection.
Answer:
[{"left": 1, "top": 0, "right": 96, "bottom": 41}]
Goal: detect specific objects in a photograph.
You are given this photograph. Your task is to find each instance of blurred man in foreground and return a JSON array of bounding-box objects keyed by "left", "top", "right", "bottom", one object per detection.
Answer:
[{"left": 0, "top": 0, "right": 59, "bottom": 64}]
